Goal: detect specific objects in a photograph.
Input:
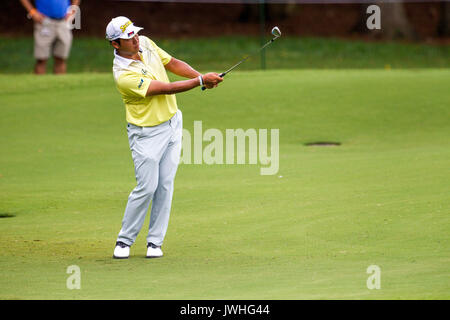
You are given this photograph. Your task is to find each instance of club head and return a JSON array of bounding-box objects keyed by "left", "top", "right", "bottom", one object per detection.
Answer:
[{"left": 271, "top": 26, "right": 282, "bottom": 39}]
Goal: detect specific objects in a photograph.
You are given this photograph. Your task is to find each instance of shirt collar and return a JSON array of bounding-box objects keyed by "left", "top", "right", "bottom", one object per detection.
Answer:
[{"left": 113, "top": 48, "right": 144, "bottom": 69}]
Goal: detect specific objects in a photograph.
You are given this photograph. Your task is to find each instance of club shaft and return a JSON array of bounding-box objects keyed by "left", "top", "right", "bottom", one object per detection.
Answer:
[
  {"left": 222, "top": 37, "right": 277, "bottom": 76},
  {"left": 201, "top": 34, "right": 279, "bottom": 91}
]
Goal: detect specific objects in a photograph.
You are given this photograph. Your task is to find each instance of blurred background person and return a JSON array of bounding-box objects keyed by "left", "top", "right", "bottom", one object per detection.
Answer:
[{"left": 20, "top": 0, "right": 80, "bottom": 74}]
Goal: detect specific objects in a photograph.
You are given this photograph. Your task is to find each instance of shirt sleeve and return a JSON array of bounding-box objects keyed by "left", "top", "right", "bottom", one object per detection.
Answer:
[
  {"left": 116, "top": 72, "right": 151, "bottom": 99},
  {"left": 155, "top": 45, "right": 172, "bottom": 66},
  {"left": 146, "top": 37, "right": 172, "bottom": 66}
]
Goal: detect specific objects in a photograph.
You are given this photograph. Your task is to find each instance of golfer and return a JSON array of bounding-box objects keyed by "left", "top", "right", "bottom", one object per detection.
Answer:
[{"left": 106, "top": 17, "right": 223, "bottom": 259}]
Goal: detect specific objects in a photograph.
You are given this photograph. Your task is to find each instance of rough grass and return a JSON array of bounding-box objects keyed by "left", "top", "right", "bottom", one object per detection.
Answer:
[{"left": 0, "top": 36, "right": 449, "bottom": 74}]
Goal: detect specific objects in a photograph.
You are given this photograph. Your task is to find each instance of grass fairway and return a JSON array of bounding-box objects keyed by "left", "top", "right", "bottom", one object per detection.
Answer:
[{"left": 0, "top": 69, "right": 449, "bottom": 299}]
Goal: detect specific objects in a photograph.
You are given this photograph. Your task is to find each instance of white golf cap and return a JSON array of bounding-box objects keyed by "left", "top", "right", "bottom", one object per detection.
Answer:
[{"left": 105, "top": 16, "right": 143, "bottom": 41}]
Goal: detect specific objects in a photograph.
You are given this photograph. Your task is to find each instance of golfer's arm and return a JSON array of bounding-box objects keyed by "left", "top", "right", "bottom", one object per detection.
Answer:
[
  {"left": 146, "top": 78, "right": 200, "bottom": 96},
  {"left": 164, "top": 58, "right": 202, "bottom": 79}
]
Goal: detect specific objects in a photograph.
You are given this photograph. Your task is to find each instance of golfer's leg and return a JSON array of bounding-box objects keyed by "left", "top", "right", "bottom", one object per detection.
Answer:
[
  {"left": 117, "top": 126, "right": 169, "bottom": 246},
  {"left": 117, "top": 155, "right": 159, "bottom": 246},
  {"left": 147, "top": 111, "right": 183, "bottom": 246}
]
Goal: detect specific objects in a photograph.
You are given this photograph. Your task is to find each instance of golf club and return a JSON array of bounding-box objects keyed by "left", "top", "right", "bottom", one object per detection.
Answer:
[{"left": 201, "top": 26, "right": 282, "bottom": 91}]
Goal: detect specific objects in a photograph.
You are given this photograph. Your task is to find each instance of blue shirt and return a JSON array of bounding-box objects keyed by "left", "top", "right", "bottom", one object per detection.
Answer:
[{"left": 36, "top": 0, "right": 71, "bottom": 19}]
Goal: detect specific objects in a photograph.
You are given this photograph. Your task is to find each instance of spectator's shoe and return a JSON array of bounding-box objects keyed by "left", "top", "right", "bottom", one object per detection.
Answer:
[
  {"left": 146, "top": 242, "right": 163, "bottom": 258},
  {"left": 113, "top": 241, "right": 130, "bottom": 259}
]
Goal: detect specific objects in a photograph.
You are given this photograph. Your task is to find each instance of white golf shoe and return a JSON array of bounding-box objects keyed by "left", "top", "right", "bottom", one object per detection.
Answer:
[
  {"left": 113, "top": 241, "right": 130, "bottom": 259},
  {"left": 146, "top": 243, "right": 163, "bottom": 258}
]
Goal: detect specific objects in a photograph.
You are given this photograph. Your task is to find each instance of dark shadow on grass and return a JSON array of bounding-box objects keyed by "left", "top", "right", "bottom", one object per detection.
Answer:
[
  {"left": 304, "top": 142, "right": 341, "bottom": 147},
  {"left": 0, "top": 213, "right": 16, "bottom": 218}
]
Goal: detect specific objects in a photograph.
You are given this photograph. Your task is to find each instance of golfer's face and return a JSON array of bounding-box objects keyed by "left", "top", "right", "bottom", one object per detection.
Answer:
[{"left": 121, "top": 34, "right": 140, "bottom": 53}]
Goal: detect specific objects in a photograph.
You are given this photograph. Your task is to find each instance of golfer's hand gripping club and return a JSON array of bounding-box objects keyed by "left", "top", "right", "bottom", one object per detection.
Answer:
[{"left": 201, "top": 72, "right": 225, "bottom": 91}]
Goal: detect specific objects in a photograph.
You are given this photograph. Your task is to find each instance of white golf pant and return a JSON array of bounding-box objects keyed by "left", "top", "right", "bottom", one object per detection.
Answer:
[{"left": 117, "top": 109, "right": 182, "bottom": 247}]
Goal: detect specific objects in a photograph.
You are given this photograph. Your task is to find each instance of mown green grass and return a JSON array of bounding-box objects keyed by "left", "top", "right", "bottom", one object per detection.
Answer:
[
  {"left": 0, "top": 36, "right": 449, "bottom": 74},
  {"left": 0, "top": 69, "right": 449, "bottom": 299}
]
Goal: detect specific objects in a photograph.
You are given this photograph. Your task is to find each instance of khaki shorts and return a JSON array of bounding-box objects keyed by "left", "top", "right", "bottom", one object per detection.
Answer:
[{"left": 34, "top": 17, "right": 73, "bottom": 60}]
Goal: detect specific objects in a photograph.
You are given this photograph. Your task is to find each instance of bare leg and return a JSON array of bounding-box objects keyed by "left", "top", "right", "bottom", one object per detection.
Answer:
[
  {"left": 53, "top": 56, "right": 67, "bottom": 74},
  {"left": 34, "top": 59, "right": 47, "bottom": 75}
]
